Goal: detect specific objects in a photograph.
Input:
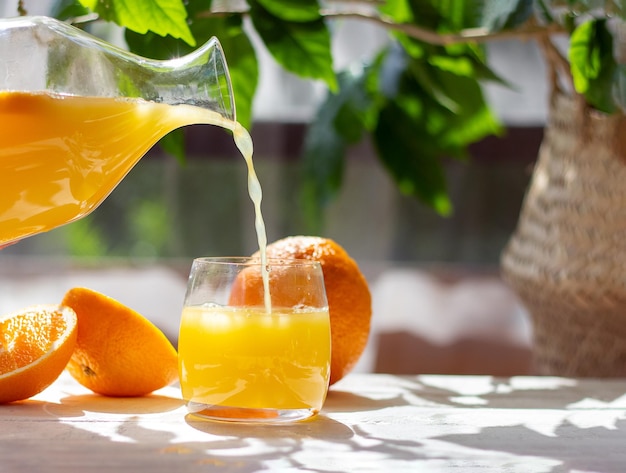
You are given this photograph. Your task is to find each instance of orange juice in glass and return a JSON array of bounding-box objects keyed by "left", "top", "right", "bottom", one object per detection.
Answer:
[{"left": 178, "top": 257, "right": 331, "bottom": 423}]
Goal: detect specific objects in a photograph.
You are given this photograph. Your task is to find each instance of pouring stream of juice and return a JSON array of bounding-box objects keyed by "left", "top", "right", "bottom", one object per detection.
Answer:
[
  {"left": 232, "top": 125, "right": 272, "bottom": 313},
  {"left": 0, "top": 91, "right": 271, "bottom": 309}
]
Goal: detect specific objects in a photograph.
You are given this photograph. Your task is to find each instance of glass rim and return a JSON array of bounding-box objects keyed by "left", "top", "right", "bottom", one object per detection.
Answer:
[{"left": 191, "top": 256, "right": 322, "bottom": 269}]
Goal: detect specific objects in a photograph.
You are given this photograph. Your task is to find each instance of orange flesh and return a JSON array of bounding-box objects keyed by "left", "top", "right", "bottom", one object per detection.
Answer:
[{"left": 0, "top": 310, "right": 68, "bottom": 374}]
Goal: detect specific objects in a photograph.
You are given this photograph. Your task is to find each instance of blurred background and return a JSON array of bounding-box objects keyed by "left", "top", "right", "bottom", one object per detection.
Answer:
[{"left": 0, "top": 0, "right": 549, "bottom": 378}]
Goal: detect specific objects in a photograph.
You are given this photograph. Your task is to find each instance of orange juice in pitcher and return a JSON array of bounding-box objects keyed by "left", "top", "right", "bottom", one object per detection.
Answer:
[
  {"left": 0, "top": 92, "right": 233, "bottom": 246},
  {"left": 0, "top": 16, "right": 235, "bottom": 247}
]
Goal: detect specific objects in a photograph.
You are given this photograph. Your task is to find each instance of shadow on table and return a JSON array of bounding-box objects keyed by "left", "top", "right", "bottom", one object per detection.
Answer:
[
  {"left": 1, "top": 419, "right": 267, "bottom": 473},
  {"left": 185, "top": 412, "right": 422, "bottom": 470},
  {"left": 324, "top": 388, "right": 414, "bottom": 413},
  {"left": 6, "top": 375, "right": 626, "bottom": 472},
  {"left": 56, "top": 392, "right": 184, "bottom": 415},
  {"left": 322, "top": 374, "right": 626, "bottom": 472},
  {"left": 6, "top": 392, "right": 420, "bottom": 472},
  {"left": 350, "top": 374, "right": 626, "bottom": 411},
  {"left": 185, "top": 412, "right": 353, "bottom": 440},
  {"left": 435, "top": 418, "right": 626, "bottom": 473},
  {"left": 1, "top": 392, "right": 183, "bottom": 420},
  {"left": 405, "top": 375, "right": 626, "bottom": 472}
]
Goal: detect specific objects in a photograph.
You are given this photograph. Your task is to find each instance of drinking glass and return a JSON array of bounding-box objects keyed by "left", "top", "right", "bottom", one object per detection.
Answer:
[{"left": 178, "top": 257, "right": 331, "bottom": 423}]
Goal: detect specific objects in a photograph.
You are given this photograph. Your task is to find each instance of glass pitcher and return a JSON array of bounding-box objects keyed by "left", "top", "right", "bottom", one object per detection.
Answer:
[{"left": 0, "top": 16, "right": 236, "bottom": 248}]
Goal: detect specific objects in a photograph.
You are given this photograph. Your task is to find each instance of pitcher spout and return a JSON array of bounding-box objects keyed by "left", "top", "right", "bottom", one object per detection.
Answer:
[
  {"left": 0, "top": 16, "right": 236, "bottom": 122},
  {"left": 160, "top": 37, "right": 236, "bottom": 123}
]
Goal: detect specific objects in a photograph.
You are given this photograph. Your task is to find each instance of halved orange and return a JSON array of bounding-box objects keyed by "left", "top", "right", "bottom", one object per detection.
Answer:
[
  {"left": 61, "top": 287, "right": 178, "bottom": 397},
  {"left": 0, "top": 305, "right": 78, "bottom": 404}
]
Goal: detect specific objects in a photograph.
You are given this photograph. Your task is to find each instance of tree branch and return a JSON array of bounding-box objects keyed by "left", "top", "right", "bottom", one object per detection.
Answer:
[
  {"left": 537, "top": 34, "right": 574, "bottom": 91},
  {"left": 319, "top": 8, "right": 567, "bottom": 45},
  {"left": 203, "top": 3, "right": 567, "bottom": 46}
]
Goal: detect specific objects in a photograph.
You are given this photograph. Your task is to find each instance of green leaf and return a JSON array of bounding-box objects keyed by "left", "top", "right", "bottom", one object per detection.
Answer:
[
  {"left": 383, "top": 0, "right": 481, "bottom": 32},
  {"left": 479, "top": 0, "right": 533, "bottom": 32},
  {"left": 411, "top": 49, "right": 503, "bottom": 148},
  {"left": 255, "top": 0, "right": 321, "bottom": 22},
  {"left": 432, "top": 0, "right": 466, "bottom": 29},
  {"left": 383, "top": 40, "right": 503, "bottom": 138},
  {"left": 300, "top": 120, "right": 346, "bottom": 233},
  {"left": 410, "top": 57, "right": 460, "bottom": 112},
  {"left": 569, "top": 18, "right": 617, "bottom": 113},
  {"left": 126, "top": 13, "right": 258, "bottom": 129},
  {"left": 432, "top": 68, "right": 503, "bottom": 150},
  {"left": 535, "top": 0, "right": 555, "bottom": 23},
  {"left": 406, "top": 64, "right": 501, "bottom": 155},
  {"left": 249, "top": 1, "right": 337, "bottom": 91},
  {"left": 299, "top": 68, "right": 376, "bottom": 230},
  {"left": 366, "top": 42, "right": 501, "bottom": 214},
  {"left": 332, "top": 69, "right": 377, "bottom": 143},
  {"left": 373, "top": 101, "right": 452, "bottom": 216},
  {"left": 383, "top": 0, "right": 533, "bottom": 32},
  {"left": 79, "top": 0, "right": 195, "bottom": 46},
  {"left": 461, "top": 45, "right": 512, "bottom": 86},
  {"left": 50, "top": 0, "right": 90, "bottom": 19},
  {"left": 414, "top": 0, "right": 479, "bottom": 31},
  {"left": 379, "top": 0, "right": 421, "bottom": 24}
]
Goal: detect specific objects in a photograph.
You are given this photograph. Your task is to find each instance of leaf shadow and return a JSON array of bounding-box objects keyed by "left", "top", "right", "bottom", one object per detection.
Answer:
[
  {"left": 323, "top": 388, "right": 413, "bottom": 413},
  {"left": 435, "top": 417, "right": 626, "bottom": 473}
]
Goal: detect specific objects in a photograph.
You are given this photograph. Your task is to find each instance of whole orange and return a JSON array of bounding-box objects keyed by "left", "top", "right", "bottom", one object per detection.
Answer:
[
  {"left": 255, "top": 236, "right": 371, "bottom": 385},
  {"left": 61, "top": 287, "right": 178, "bottom": 397},
  {"left": 228, "top": 263, "right": 322, "bottom": 309},
  {"left": 0, "top": 305, "right": 77, "bottom": 403}
]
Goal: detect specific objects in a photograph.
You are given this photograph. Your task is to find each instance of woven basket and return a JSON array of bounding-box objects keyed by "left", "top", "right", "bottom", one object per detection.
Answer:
[{"left": 501, "top": 89, "right": 626, "bottom": 377}]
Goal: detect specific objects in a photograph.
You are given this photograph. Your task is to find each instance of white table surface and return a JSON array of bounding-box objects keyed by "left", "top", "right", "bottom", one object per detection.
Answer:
[{"left": 2, "top": 371, "right": 625, "bottom": 472}]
